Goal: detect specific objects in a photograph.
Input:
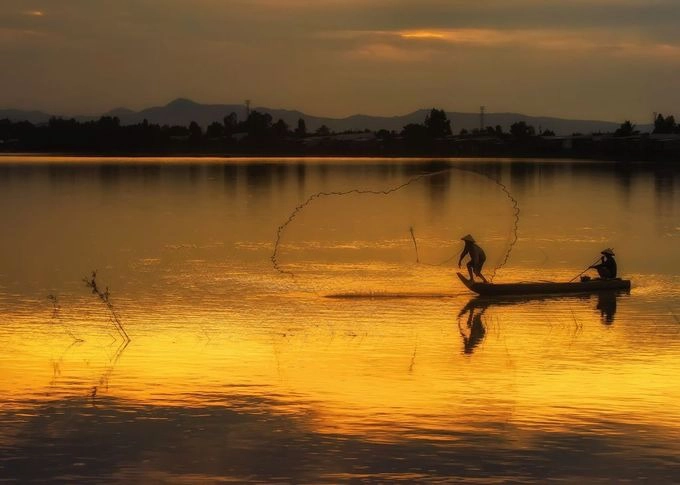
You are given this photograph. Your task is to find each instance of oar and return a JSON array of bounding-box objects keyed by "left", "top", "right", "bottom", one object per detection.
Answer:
[{"left": 569, "top": 256, "right": 603, "bottom": 282}]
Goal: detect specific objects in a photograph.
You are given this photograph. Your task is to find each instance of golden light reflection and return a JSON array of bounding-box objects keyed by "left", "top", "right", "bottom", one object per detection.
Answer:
[
  {"left": 2, "top": 295, "right": 680, "bottom": 443},
  {"left": 1, "top": 157, "right": 680, "bottom": 468}
]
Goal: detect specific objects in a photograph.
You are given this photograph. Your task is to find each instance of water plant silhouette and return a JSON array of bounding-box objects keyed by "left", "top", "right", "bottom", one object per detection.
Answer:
[
  {"left": 83, "top": 271, "right": 131, "bottom": 342},
  {"left": 47, "top": 294, "right": 83, "bottom": 342},
  {"left": 90, "top": 338, "right": 129, "bottom": 406}
]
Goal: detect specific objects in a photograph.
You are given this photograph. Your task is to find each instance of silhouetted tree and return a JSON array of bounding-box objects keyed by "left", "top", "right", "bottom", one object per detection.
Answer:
[
  {"left": 272, "top": 119, "right": 289, "bottom": 137},
  {"left": 316, "top": 125, "right": 330, "bottom": 136},
  {"left": 167, "top": 125, "right": 189, "bottom": 137},
  {"left": 376, "top": 129, "right": 395, "bottom": 140},
  {"left": 206, "top": 121, "right": 224, "bottom": 139},
  {"left": 242, "top": 110, "right": 272, "bottom": 137},
  {"left": 424, "top": 108, "right": 452, "bottom": 138},
  {"left": 510, "top": 121, "right": 536, "bottom": 138},
  {"left": 541, "top": 129, "right": 556, "bottom": 136},
  {"left": 614, "top": 120, "right": 637, "bottom": 137},
  {"left": 98, "top": 116, "right": 120, "bottom": 129},
  {"left": 402, "top": 123, "right": 429, "bottom": 143},
  {"left": 188, "top": 121, "right": 203, "bottom": 145},
  {"left": 224, "top": 112, "right": 238, "bottom": 135},
  {"left": 653, "top": 114, "right": 676, "bottom": 134},
  {"left": 295, "top": 118, "right": 307, "bottom": 137}
]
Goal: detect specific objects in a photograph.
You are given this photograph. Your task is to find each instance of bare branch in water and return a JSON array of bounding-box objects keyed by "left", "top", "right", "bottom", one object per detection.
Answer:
[
  {"left": 83, "top": 271, "right": 131, "bottom": 342},
  {"left": 47, "top": 294, "right": 83, "bottom": 342}
]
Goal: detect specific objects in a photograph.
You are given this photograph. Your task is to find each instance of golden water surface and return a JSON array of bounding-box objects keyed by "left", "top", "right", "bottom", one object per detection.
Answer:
[{"left": 1, "top": 157, "right": 679, "bottom": 482}]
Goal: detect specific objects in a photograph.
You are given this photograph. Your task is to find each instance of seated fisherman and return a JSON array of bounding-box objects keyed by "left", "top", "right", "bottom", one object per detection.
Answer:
[{"left": 590, "top": 248, "right": 617, "bottom": 279}]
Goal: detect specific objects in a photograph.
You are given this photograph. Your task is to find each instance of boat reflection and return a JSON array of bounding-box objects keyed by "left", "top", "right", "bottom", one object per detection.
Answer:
[{"left": 457, "top": 290, "right": 627, "bottom": 353}]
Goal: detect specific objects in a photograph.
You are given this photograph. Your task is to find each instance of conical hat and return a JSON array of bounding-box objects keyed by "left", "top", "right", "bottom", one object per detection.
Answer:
[
  {"left": 601, "top": 248, "right": 615, "bottom": 256},
  {"left": 461, "top": 234, "right": 475, "bottom": 242}
]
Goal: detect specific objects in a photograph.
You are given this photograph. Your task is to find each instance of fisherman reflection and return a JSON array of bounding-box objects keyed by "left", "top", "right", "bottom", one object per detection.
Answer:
[
  {"left": 457, "top": 299, "right": 488, "bottom": 354},
  {"left": 596, "top": 291, "right": 618, "bottom": 325}
]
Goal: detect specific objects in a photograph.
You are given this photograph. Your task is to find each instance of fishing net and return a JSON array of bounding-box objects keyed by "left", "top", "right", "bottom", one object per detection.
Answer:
[{"left": 271, "top": 164, "right": 520, "bottom": 293}]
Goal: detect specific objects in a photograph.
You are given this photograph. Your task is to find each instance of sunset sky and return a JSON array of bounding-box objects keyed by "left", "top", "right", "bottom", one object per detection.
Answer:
[{"left": 2, "top": 0, "right": 680, "bottom": 121}]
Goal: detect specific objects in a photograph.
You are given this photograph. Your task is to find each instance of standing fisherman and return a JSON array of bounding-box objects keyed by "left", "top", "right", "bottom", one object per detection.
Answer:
[{"left": 458, "top": 234, "right": 488, "bottom": 283}]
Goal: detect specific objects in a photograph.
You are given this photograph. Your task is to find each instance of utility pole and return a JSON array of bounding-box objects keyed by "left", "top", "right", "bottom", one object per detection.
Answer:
[{"left": 245, "top": 99, "right": 251, "bottom": 118}]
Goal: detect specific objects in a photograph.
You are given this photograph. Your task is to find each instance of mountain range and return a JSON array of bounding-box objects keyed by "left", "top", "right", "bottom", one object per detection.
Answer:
[{"left": 0, "top": 98, "right": 653, "bottom": 135}]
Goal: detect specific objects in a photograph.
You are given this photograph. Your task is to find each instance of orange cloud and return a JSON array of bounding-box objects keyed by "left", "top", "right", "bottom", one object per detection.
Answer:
[
  {"left": 341, "top": 28, "right": 680, "bottom": 60},
  {"left": 333, "top": 26, "right": 680, "bottom": 65},
  {"left": 400, "top": 31, "right": 447, "bottom": 40},
  {"left": 398, "top": 28, "right": 598, "bottom": 49}
]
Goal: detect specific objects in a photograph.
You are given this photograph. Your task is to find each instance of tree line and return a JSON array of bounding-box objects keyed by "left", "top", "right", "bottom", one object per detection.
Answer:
[
  {"left": 0, "top": 110, "right": 332, "bottom": 153},
  {"left": 1, "top": 108, "right": 679, "bottom": 157}
]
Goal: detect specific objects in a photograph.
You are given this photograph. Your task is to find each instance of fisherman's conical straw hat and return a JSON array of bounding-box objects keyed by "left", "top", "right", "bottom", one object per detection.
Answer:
[{"left": 601, "top": 248, "right": 615, "bottom": 256}]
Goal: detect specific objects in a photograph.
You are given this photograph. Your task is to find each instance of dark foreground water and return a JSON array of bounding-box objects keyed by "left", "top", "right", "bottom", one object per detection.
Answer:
[{"left": 1, "top": 156, "right": 679, "bottom": 483}]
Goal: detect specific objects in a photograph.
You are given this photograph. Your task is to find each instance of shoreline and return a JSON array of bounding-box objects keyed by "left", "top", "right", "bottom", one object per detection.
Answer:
[{"left": 0, "top": 153, "right": 677, "bottom": 168}]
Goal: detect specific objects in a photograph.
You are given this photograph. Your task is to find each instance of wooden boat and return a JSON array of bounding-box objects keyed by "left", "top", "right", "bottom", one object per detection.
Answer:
[{"left": 457, "top": 272, "right": 631, "bottom": 297}]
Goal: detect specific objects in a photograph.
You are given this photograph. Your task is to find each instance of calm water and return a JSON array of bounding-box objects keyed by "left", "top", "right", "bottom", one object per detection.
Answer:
[{"left": 1, "top": 156, "right": 679, "bottom": 483}]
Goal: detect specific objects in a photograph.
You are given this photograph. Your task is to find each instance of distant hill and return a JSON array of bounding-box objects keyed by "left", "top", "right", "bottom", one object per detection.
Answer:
[
  {"left": 102, "top": 98, "right": 246, "bottom": 127},
  {"left": 0, "top": 109, "right": 53, "bottom": 124},
  {"left": 2, "top": 99, "right": 654, "bottom": 135}
]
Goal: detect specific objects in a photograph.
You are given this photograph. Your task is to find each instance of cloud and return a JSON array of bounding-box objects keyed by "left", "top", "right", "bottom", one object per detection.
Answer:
[
  {"left": 332, "top": 26, "right": 680, "bottom": 61},
  {"left": 345, "top": 42, "right": 435, "bottom": 63},
  {"left": 0, "top": 0, "right": 679, "bottom": 120}
]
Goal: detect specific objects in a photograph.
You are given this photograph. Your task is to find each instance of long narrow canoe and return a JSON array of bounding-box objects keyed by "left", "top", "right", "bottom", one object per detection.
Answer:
[{"left": 457, "top": 272, "right": 631, "bottom": 297}]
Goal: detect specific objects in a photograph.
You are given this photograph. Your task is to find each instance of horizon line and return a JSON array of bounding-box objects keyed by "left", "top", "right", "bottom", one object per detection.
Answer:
[{"left": 1, "top": 97, "right": 660, "bottom": 126}]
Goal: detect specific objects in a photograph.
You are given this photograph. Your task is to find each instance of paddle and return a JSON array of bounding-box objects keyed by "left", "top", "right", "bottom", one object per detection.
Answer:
[{"left": 569, "top": 256, "right": 603, "bottom": 282}]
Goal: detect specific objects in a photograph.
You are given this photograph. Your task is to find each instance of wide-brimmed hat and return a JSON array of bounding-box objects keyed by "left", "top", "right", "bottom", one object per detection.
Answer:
[
  {"left": 461, "top": 234, "right": 475, "bottom": 243},
  {"left": 601, "top": 248, "right": 615, "bottom": 256}
]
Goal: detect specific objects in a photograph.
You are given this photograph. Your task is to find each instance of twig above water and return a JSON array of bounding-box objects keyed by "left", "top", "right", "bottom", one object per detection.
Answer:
[{"left": 83, "top": 271, "right": 131, "bottom": 342}]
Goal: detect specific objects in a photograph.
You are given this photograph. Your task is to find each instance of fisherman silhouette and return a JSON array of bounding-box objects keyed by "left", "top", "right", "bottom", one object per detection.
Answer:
[
  {"left": 589, "top": 248, "right": 617, "bottom": 279},
  {"left": 458, "top": 234, "right": 488, "bottom": 283}
]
